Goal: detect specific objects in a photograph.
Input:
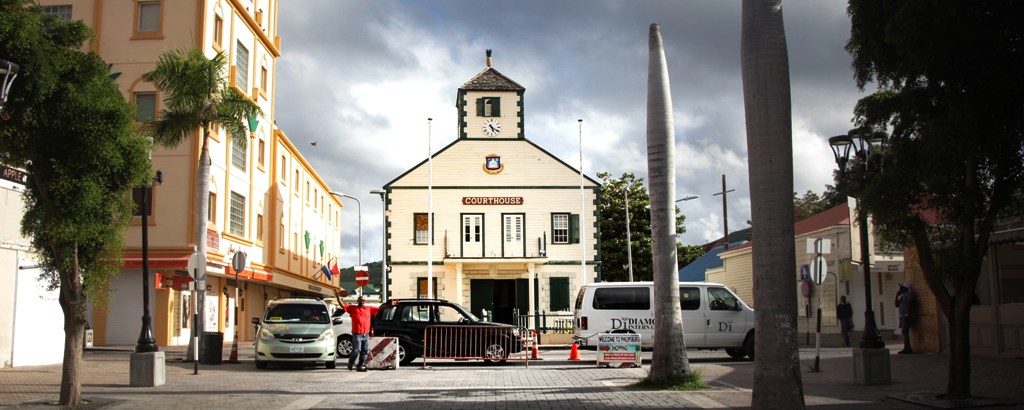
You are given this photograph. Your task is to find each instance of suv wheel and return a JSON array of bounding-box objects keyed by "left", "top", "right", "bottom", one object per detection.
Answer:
[
  {"left": 255, "top": 360, "right": 268, "bottom": 369},
  {"left": 482, "top": 343, "right": 508, "bottom": 364},
  {"left": 336, "top": 335, "right": 353, "bottom": 358},
  {"left": 398, "top": 340, "right": 416, "bottom": 366}
]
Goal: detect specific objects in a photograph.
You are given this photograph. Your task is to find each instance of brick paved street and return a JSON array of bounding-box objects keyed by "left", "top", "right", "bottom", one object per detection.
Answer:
[{"left": 1, "top": 343, "right": 1022, "bottom": 409}]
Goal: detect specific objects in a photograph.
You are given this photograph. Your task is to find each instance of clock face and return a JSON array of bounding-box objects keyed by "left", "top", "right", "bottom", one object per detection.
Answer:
[{"left": 482, "top": 118, "right": 501, "bottom": 136}]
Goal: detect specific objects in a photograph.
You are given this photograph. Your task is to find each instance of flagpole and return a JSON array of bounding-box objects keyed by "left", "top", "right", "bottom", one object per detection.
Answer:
[
  {"left": 578, "top": 118, "right": 586, "bottom": 287},
  {"left": 427, "top": 118, "right": 434, "bottom": 299}
]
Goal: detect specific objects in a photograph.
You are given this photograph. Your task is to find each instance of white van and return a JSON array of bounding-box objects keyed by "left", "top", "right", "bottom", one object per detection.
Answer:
[{"left": 573, "top": 281, "right": 756, "bottom": 359}]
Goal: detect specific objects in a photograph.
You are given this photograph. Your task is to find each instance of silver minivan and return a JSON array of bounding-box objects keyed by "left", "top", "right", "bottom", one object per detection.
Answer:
[
  {"left": 573, "top": 281, "right": 756, "bottom": 359},
  {"left": 252, "top": 297, "right": 338, "bottom": 369}
]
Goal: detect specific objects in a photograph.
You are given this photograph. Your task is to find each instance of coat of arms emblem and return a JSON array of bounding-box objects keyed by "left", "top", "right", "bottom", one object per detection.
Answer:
[{"left": 483, "top": 154, "right": 504, "bottom": 174}]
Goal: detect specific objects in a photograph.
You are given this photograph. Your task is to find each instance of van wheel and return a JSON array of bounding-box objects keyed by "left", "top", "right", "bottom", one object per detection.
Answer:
[
  {"left": 743, "top": 333, "right": 755, "bottom": 360},
  {"left": 336, "top": 335, "right": 353, "bottom": 358},
  {"left": 726, "top": 348, "right": 746, "bottom": 359}
]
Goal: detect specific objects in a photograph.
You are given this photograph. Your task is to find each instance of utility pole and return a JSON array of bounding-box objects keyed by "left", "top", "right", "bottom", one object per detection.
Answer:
[{"left": 712, "top": 174, "right": 735, "bottom": 249}]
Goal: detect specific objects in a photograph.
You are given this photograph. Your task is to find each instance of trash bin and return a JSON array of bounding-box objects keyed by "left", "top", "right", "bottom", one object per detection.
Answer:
[{"left": 199, "top": 332, "right": 223, "bottom": 365}]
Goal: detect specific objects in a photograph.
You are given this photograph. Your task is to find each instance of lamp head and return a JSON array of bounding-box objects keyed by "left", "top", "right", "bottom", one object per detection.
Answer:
[
  {"left": 0, "top": 58, "right": 20, "bottom": 112},
  {"left": 829, "top": 135, "right": 853, "bottom": 168}
]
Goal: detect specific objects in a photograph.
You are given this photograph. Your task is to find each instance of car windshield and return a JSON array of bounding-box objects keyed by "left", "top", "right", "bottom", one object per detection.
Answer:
[{"left": 264, "top": 303, "right": 329, "bottom": 324}]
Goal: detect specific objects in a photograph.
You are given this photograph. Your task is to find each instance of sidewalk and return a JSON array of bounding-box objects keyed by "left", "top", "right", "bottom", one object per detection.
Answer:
[{"left": 0, "top": 342, "right": 1021, "bottom": 409}]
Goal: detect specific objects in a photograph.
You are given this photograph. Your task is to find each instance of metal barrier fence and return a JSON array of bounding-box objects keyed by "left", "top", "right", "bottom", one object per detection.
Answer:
[
  {"left": 514, "top": 311, "right": 575, "bottom": 336},
  {"left": 421, "top": 325, "right": 531, "bottom": 368}
]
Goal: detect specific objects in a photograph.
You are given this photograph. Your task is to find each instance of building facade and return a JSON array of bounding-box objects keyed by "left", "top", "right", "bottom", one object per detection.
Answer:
[
  {"left": 707, "top": 202, "right": 905, "bottom": 346},
  {"left": 383, "top": 54, "right": 599, "bottom": 329},
  {"left": 36, "top": 0, "right": 344, "bottom": 347}
]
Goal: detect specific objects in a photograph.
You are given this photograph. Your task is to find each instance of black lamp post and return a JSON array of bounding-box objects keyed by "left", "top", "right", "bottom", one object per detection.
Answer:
[
  {"left": 135, "top": 170, "right": 164, "bottom": 353},
  {"left": 829, "top": 129, "right": 886, "bottom": 349},
  {"left": 0, "top": 58, "right": 19, "bottom": 113}
]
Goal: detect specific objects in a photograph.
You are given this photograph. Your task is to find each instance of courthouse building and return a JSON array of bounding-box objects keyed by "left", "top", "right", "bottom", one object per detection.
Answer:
[{"left": 383, "top": 53, "right": 600, "bottom": 326}]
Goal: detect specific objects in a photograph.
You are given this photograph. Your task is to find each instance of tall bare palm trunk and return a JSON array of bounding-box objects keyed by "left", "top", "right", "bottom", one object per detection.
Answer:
[
  {"left": 186, "top": 130, "right": 212, "bottom": 357},
  {"left": 741, "top": 0, "right": 804, "bottom": 408},
  {"left": 646, "top": 23, "right": 691, "bottom": 381}
]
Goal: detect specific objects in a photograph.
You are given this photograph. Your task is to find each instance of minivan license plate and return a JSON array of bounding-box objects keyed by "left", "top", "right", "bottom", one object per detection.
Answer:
[{"left": 289, "top": 346, "right": 304, "bottom": 353}]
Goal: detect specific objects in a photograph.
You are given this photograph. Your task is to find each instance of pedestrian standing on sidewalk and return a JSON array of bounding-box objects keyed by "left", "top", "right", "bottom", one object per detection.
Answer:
[
  {"left": 836, "top": 295, "right": 854, "bottom": 347},
  {"left": 334, "top": 289, "right": 386, "bottom": 371},
  {"left": 895, "top": 282, "right": 917, "bottom": 354}
]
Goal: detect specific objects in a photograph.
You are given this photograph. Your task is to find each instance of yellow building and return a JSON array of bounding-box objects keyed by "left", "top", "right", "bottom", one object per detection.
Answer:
[
  {"left": 707, "top": 202, "right": 904, "bottom": 346},
  {"left": 383, "top": 53, "right": 599, "bottom": 331},
  {"left": 37, "top": 0, "right": 344, "bottom": 347}
]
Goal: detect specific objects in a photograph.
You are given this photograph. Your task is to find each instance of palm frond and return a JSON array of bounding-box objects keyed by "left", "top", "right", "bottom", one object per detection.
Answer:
[{"left": 150, "top": 110, "right": 203, "bottom": 147}]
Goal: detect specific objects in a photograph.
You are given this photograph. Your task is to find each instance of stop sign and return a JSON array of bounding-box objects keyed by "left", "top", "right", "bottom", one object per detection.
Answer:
[{"left": 355, "top": 268, "right": 369, "bottom": 287}]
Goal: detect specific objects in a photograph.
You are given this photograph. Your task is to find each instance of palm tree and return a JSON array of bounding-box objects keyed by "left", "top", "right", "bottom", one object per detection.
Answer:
[
  {"left": 645, "top": 23, "right": 691, "bottom": 382},
  {"left": 143, "top": 48, "right": 261, "bottom": 341},
  {"left": 740, "top": 0, "right": 804, "bottom": 408}
]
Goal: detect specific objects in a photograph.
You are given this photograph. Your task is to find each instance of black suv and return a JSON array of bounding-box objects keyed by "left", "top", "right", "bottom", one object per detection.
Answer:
[{"left": 372, "top": 299, "right": 524, "bottom": 365}]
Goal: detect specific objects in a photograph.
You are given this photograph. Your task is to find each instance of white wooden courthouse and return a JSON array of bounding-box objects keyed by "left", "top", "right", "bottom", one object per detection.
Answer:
[{"left": 382, "top": 52, "right": 600, "bottom": 328}]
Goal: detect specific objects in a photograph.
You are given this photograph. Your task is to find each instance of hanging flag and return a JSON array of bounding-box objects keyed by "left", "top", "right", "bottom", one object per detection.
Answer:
[
  {"left": 320, "top": 263, "right": 333, "bottom": 280},
  {"left": 330, "top": 258, "right": 340, "bottom": 278}
]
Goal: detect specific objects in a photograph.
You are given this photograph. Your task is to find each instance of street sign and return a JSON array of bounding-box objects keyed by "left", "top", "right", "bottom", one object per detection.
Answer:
[
  {"left": 187, "top": 252, "right": 206, "bottom": 278},
  {"left": 806, "top": 238, "right": 832, "bottom": 254},
  {"left": 231, "top": 251, "right": 247, "bottom": 275},
  {"left": 355, "top": 266, "right": 370, "bottom": 287},
  {"left": 813, "top": 255, "right": 827, "bottom": 284}
]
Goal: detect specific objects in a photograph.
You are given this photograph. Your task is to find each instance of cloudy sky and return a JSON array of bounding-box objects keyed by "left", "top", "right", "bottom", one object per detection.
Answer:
[{"left": 273, "top": 0, "right": 865, "bottom": 269}]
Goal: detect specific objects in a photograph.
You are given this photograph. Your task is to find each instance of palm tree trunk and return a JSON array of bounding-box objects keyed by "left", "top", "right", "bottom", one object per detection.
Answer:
[
  {"left": 646, "top": 23, "right": 691, "bottom": 382},
  {"left": 189, "top": 129, "right": 211, "bottom": 355},
  {"left": 741, "top": 0, "right": 804, "bottom": 408}
]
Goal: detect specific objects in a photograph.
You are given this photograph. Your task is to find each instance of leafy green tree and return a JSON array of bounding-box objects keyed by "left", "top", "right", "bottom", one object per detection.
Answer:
[
  {"left": 142, "top": 48, "right": 260, "bottom": 338},
  {"left": 644, "top": 24, "right": 691, "bottom": 383},
  {"left": 793, "top": 190, "right": 842, "bottom": 221},
  {"left": 847, "top": 0, "right": 1024, "bottom": 399},
  {"left": 597, "top": 172, "right": 689, "bottom": 282},
  {"left": 676, "top": 244, "right": 705, "bottom": 269},
  {"left": 598, "top": 172, "right": 648, "bottom": 283},
  {"left": 0, "top": 1, "right": 150, "bottom": 405},
  {"left": 741, "top": 0, "right": 805, "bottom": 407}
]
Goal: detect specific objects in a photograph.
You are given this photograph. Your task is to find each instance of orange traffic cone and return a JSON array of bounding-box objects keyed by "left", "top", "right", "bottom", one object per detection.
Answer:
[
  {"left": 530, "top": 331, "right": 541, "bottom": 360},
  {"left": 227, "top": 331, "right": 239, "bottom": 363},
  {"left": 568, "top": 342, "right": 581, "bottom": 361}
]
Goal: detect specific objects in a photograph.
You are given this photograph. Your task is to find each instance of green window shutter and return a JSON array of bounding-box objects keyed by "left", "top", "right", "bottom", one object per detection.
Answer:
[
  {"left": 491, "top": 98, "right": 500, "bottom": 116},
  {"left": 569, "top": 213, "right": 580, "bottom": 244},
  {"left": 549, "top": 277, "right": 570, "bottom": 311},
  {"left": 476, "top": 98, "right": 484, "bottom": 116}
]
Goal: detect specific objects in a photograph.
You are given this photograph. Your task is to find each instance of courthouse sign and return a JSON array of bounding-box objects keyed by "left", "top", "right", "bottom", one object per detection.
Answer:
[{"left": 462, "top": 197, "right": 524, "bottom": 205}]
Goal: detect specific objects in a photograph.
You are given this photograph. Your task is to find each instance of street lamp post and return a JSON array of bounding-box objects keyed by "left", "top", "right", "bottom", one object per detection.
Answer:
[
  {"left": 675, "top": 195, "right": 699, "bottom": 236},
  {"left": 830, "top": 129, "right": 886, "bottom": 349},
  {"left": 625, "top": 188, "right": 633, "bottom": 282},
  {"left": 135, "top": 170, "right": 163, "bottom": 353},
  {"left": 370, "top": 189, "right": 386, "bottom": 299},
  {"left": 0, "top": 58, "right": 19, "bottom": 113},
  {"left": 329, "top": 191, "right": 362, "bottom": 273}
]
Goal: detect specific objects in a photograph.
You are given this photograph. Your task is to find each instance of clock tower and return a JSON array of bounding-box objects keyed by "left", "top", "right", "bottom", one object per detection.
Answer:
[{"left": 456, "top": 50, "right": 525, "bottom": 139}]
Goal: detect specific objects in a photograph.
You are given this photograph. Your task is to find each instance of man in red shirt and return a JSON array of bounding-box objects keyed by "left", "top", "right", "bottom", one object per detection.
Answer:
[{"left": 335, "top": 289, "right": 384, "bottom": 371}]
